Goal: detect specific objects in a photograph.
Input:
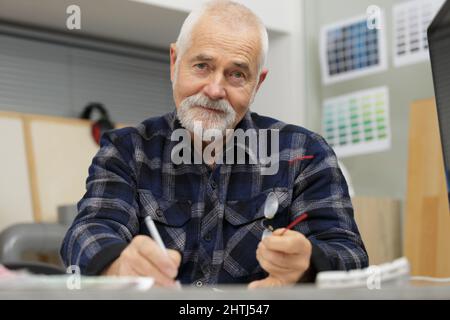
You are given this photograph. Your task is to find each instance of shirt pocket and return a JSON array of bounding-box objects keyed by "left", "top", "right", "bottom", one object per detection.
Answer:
[
  {"left": 222, "top": 188, "right": 291, "bottom": 281},
  {"left": 137, "top": 189, "right": 192, "bottom": 253}
]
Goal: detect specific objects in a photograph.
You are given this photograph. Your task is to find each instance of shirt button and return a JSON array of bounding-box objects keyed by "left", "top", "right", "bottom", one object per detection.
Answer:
[
  {"left": 204, "top": 232, "right": 212, "bottom": 242},
  {"left": 195, "top": 280, "right": 203, "bottom": 287},
  {"left": 155, "top": 209, "right": 163, "bottom": 217},
  {"left": 210, "top": 181, "right": 217, "bottom": 189}
]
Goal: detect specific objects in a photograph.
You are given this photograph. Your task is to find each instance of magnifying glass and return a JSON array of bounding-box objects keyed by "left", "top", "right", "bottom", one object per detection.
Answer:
[{"left": 262, "top": 192, "right": 278, "bottom": 239}]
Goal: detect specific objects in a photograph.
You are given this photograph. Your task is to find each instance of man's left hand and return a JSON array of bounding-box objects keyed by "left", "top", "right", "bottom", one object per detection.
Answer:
[{"left": 248, "top": 229, "right": 312, "bottom": 289}]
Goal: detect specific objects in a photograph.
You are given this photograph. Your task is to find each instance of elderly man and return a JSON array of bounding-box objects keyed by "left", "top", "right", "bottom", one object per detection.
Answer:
[{"left": 61, "top": 0, "right": 368, "bottom": 288}]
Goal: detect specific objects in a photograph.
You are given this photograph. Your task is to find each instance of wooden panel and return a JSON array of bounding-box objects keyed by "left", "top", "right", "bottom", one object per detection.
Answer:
[
  {"left": 26, "top": 115, "right": 100, "bottom": 222},
  {"left": 0, "top": 112, "right": 34, "bottom": 231},
  {"left": 352, "top": 197, "right": 402, "bottom": 265},
  {"left": 0, "top": 110, "right": 130, "bottom": 225},
  {"left": 405, "top": 99, "right": 450, "bottom": 277}
]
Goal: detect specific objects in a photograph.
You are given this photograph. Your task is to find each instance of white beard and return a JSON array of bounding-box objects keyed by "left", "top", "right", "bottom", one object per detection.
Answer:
[{"left": 177, "top": 92, "right": 237, "bottom": 137}]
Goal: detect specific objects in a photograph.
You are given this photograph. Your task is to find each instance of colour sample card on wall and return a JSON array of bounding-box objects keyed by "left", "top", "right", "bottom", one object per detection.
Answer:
[
  {"left": 393, "top": 0, "right": 445, "bottom": 67},
  {"left": 322, "top": 87, "right": 391, "bottom": 158},
  {"left": 320, "top": 14, "right": 387, "bottom": 85}
]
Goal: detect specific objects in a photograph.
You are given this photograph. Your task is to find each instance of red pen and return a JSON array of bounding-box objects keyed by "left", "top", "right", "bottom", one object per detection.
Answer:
[
  {"left": 280, "top": 213, "right": 308, "bottom": 235},
  {"left": 288, "top": 155, "right": 315, "bottom": 164}
]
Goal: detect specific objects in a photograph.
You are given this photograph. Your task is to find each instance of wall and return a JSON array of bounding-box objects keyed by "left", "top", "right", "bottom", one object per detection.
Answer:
[
  {"left": 304, "top": 0, "right": 436, "bottom": 202},
  {"left": 0, "top": 31, "right": 173, "bottom": 124},
  {"left": 0, "top": 0, "right": 306, "bottom": 127},
  {"left": 131, "top": 0, "right": 301, "bottom": 33}
]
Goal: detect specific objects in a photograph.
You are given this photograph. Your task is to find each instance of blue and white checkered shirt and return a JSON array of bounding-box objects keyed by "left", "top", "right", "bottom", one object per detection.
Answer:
[{"left": 61, "top": 110, "right": 368, "bottom": 285}]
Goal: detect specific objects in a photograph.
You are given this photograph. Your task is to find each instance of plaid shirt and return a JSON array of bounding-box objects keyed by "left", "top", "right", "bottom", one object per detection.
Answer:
[{"left": 61, "top": 110, "right": 368, "bottom": 285}]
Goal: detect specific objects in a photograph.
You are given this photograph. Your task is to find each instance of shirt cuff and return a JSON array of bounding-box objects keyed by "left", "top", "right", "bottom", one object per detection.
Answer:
[
  {"left": 85, "top": 242, "right": 128, "bottom": 276},
  {"left": 299, "top": 243, "right": 333, "bottom": 283}
]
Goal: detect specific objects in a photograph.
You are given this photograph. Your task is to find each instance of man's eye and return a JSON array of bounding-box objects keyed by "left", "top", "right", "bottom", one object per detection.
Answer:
[
  {"left": 231, "top": 71, "right": 244, "bottom": 79},
  {"left": 195, "top": 63, "right": 208, "bottom": 70}
]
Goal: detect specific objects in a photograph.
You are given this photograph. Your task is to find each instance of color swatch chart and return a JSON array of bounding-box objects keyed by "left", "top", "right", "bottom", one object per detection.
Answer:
[
  {"left": 320, "top": 14, "right": 387, "bottom": 84},
  {"left": 393, "top": 0, "right": 445, "bottom": 67},
  {"left": 322, "top": 87, "right": 391, "bottom": 158}
]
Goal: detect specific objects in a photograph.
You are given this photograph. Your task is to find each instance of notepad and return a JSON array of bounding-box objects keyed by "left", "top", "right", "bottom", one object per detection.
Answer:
[{"left": 0, "top": 265, "right": 156, "bottom": 291}]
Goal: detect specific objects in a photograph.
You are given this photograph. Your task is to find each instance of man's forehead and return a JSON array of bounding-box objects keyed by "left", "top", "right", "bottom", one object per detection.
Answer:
[
  {"left": 188, "top": 27, "right": 260, "bottom": 66},
  {"left": 194, "top": 16, "right": 258, "bottom": 44}
]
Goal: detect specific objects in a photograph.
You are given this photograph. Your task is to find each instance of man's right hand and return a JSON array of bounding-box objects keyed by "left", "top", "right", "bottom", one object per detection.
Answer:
[{"left": 102, "top": 235, "right": 182, "bottom": 287}]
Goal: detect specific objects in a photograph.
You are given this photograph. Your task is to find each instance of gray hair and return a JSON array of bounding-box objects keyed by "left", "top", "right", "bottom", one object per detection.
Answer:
[{"left": 174, "top": 0, "right": 269, "bottom": 76}]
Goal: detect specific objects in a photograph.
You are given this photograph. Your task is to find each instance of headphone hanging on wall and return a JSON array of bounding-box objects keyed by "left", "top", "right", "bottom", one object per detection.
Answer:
[{"left": 80, "top": 103, "right": 115, "bottom": 145}]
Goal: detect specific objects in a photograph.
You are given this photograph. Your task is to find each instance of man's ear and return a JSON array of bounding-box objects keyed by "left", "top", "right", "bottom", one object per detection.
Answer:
[
  {"left": 170, "top": 43, "right": 177, "bottom": 82},
  {"left": 255, "top": 68, "right": 268, "bottom": 93}
]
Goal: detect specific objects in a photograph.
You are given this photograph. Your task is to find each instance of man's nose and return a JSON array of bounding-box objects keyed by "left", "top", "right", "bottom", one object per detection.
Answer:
[{"left": 202, "top": 76, "right": 226, "bottom": 101}]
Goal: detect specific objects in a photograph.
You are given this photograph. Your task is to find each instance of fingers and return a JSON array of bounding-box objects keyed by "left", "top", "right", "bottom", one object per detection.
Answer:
[
  {"left": 248, "top": 276, "right": 283, "bottom": 289},
  {"left": 272, "top": 228, "right": 286, "bottom": 236},
  {"left": 255, "top": 231, "right": 312, "bottom": 285},
  {"left": 256, "top": 245, "right": 291, "bottom": 276},
  {"left": 257, "top": 242, "right": 305, "bottom": 271},
  {"left": 132, "top": 236, "right": 178, "bottom": 278},
  {"left": 262, "top": 229, "right": 310, "bottom": 255},
  {"left": 248, "top": 278, "right": 267, "bottom": 290},
  {"left": 104, "top": 236, "right": 182, "bottom": 288},
  {"left": 123, "top": 249, "right": 177, "bottom": 287},
  {"left": 167, "top": 249, "right": 182, "bottom": 268}
]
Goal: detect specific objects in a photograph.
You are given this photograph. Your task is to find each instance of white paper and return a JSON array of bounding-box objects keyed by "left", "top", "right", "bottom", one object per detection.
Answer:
[
  {"left": 393, "top": 0, "right": 445, "bottom": 67},
  {"left": 0, "top": 264, "right": 156, "bottom": 291}
]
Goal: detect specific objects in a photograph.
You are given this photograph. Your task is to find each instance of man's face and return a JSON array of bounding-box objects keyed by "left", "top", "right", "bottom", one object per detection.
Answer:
[{"left": 170, "top": 18, "right": 267, "bottom": 134}]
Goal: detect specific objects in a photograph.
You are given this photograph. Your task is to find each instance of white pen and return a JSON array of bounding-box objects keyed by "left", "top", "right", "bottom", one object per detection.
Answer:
[
  {"left": 144, "top": 215, "right": 182, "bottom": 289},
  {"left": 144, "top": 215, "right": 168, "bottom": 255}
]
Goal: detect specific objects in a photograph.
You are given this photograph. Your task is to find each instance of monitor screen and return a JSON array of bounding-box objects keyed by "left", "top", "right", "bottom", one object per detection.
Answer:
[{"left": 428, "top": 0, "right": 450, "bottom": 203}]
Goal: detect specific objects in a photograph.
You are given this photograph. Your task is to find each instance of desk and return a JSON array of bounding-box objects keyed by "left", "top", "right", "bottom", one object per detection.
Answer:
[{"left": 1, "top": 283, "right": 449, "bottom": 300}]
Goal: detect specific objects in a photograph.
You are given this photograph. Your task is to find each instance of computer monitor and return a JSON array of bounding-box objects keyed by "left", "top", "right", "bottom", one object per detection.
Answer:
[{"left": 428, "top": 0, "right": 450, "bottom": 204}]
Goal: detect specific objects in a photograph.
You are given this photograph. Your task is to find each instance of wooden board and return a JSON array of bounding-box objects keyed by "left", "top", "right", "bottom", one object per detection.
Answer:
[
  {"left": 0, "top": 112, "right": 34, "bottom": 231},
  {"left": 25, "top": 114, "right": 101, "bottom": 222},
  {"left": 0, "top": 110, "right": 130, "bottom": 226},
  {"left": 404, "top": 99, "right": 450, "bottom": 277},
  {"left": 352, "top": 197, "right": 402, "bottom": 265}
]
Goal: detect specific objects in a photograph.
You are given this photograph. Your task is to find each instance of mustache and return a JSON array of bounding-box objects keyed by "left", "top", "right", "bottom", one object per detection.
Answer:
[{"left": 180, "top": 93, "right": 234, "bottom": 113}]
